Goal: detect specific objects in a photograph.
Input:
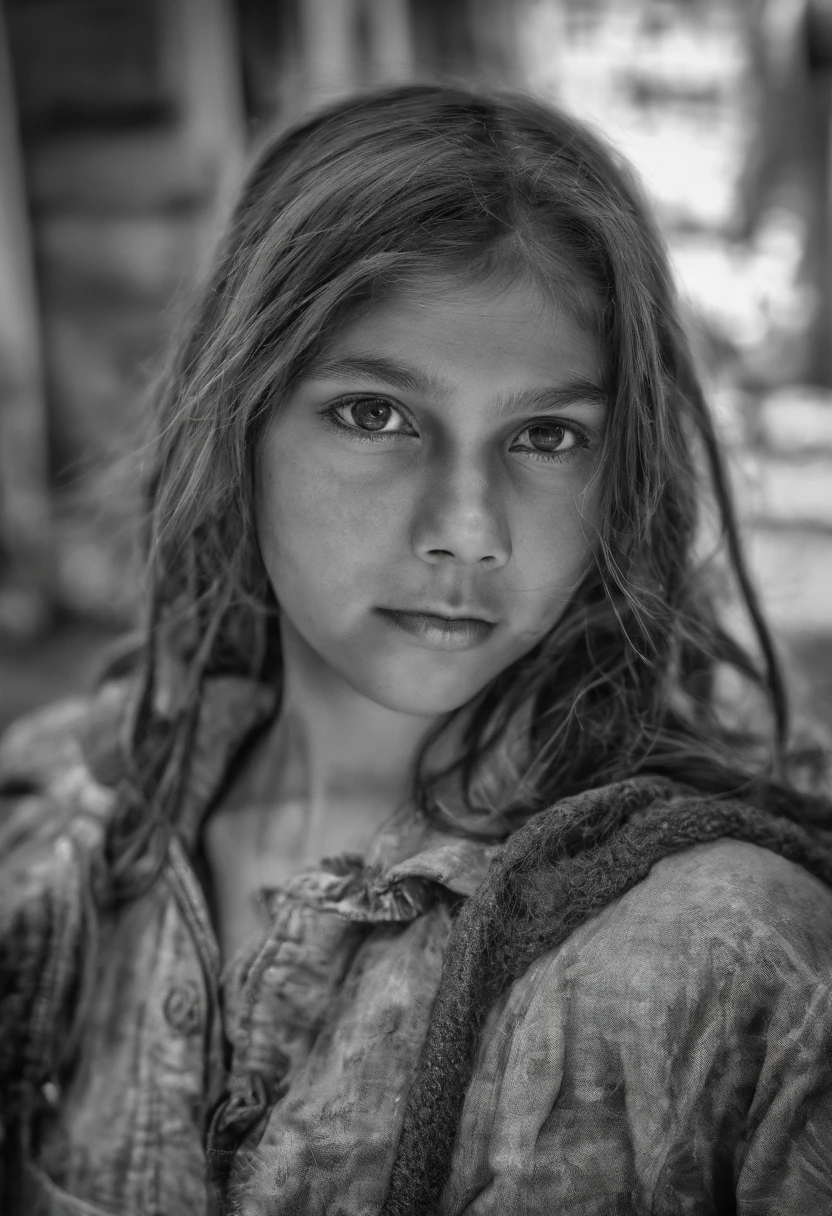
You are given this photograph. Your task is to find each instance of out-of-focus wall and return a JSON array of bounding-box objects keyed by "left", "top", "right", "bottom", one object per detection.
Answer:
[{"left": 1, "top": 0, "right": 246, "bottom": 628}]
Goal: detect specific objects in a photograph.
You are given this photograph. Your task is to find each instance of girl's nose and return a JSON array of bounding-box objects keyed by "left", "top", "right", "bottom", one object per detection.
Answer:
[{"left": 411, "top": 453, "right": 511, "bottom": 569}]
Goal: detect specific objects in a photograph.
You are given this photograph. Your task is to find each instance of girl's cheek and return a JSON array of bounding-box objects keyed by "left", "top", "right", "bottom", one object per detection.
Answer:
[
  {"left": 258, "top": 461, "right": 395, "bottom": 588},
  {"left": 513, "top": 488, "right": 596, "bottom": 562}
]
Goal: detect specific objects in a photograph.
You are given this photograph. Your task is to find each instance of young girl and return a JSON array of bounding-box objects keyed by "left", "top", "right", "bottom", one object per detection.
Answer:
[{"left": 2, "top": 84, "right": 832, "bottom": 1216}]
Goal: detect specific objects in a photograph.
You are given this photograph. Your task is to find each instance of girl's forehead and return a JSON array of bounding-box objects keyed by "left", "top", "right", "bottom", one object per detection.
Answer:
[
  {"left": 378, "top": 265, "right": 595, "bottom": 322},
  {"left": 317, "top": 272, "right": 606, "bottom": 390}
]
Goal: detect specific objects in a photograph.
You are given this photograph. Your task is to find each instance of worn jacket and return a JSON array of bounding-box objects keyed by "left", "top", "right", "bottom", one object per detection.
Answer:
[{"left": 2, "top": 677, "right": 832, "bottom": 1215}]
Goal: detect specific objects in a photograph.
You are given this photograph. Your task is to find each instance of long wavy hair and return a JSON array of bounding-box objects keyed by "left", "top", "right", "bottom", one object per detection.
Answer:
[{"left": 105, "top": 83, "right": 828, "bottom": 901}]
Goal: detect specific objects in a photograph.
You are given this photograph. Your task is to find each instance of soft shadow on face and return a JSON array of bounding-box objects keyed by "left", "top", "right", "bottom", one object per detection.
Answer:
[{"left": 255, "top": 272, "right": 608, "bottom": 717}]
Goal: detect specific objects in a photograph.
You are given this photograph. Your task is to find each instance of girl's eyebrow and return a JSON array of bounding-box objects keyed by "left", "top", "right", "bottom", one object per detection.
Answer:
[
  {"left": 491, "top": 383, "right": 609, "bottom": 419},
  {"left": 305, "top": 353, "right": 446, "bottom": 398},
  {"left": 305, "top": 353, "right": 609, "bottom": 416}
]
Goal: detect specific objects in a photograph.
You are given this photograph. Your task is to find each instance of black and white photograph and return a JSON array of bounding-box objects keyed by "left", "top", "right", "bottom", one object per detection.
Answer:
[{"left": 1, "top": 2, "right": 832, "bottom": 1212}]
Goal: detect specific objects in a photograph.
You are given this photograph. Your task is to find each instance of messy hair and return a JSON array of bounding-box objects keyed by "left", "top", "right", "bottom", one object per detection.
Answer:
[{"left": 106, "top": 84, "right": 827, "bottom": 898}]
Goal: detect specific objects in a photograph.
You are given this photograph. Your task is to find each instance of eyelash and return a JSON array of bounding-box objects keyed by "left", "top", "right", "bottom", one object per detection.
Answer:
[{"left": 318, "top": 397, "right": 592, "bottom": 465}]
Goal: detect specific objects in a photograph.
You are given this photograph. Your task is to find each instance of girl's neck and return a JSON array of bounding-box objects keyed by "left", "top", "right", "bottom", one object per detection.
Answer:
[{"left": 254, "top": 616, "right": 457, "bottom": 840}]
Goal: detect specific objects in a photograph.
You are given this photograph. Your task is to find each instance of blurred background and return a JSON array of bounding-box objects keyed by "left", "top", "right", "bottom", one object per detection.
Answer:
[{"left": 0, "top": 0, "right": 830, "bottom": 735}]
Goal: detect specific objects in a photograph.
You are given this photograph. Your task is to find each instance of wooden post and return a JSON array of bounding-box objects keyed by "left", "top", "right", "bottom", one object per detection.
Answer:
[
  {"left": 804, "top": 0, "right": 832, "bottom": 385},
  {"left": 366, "top": 0, "right": 414, "bottom": 85},
  {"left": 0, "top": 3, "right": 52, "bottom": 632},
  {"left": 737, "top": 0, "right": 832, "bottom": 387},
  {"left": 298, "top": 0, "right": 361, "bottom": 103},
  {"left": 163, "top": 0, "right": 248, "bottom": 259}
]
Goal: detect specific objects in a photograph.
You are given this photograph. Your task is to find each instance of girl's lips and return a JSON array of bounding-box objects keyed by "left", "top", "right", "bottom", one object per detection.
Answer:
[{"left": 374, "top": 608, "right": 496, "bottom": 650}]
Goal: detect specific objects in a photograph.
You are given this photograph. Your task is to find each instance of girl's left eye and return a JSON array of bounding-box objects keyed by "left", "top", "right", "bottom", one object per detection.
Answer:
[
  {"left": 510, "top": 421, "right": 588, "bottom": 462},
  {"left": 322, "top": 397, "right": 414, "bottom": 439}
]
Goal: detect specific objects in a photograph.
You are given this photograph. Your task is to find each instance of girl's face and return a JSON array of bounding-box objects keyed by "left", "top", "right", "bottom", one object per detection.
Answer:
[{"left": 256, "top": 274, "right": 607, "bottom": 716}]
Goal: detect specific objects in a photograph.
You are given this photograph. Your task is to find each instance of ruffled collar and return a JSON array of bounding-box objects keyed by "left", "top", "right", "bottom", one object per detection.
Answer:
[{"left": 255, "top": 835, "right": 502, "bottom": 923}]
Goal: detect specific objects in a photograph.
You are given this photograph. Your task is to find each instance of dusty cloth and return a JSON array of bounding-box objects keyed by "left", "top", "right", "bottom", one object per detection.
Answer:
[{"left": 2, "top": 678, "right": 832, "bottom": 1215}]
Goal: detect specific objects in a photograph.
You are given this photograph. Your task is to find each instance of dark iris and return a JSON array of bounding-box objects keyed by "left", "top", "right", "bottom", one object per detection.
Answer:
[
  {"left": 527, "top": 423, "right": 566, "bottom": 451},
  {"left": 351, "top": 399, "right": 392, "bottom": 431}
]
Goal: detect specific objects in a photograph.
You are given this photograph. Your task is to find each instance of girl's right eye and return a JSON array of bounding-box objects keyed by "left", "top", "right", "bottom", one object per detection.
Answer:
[{"left": 320, "top": 397, "right": 416, "bottom": 441}]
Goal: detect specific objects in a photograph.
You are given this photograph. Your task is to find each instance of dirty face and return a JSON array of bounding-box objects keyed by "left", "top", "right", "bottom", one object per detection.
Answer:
[{"left": 255, "top": 274, "right": 607, "bottom": 716}]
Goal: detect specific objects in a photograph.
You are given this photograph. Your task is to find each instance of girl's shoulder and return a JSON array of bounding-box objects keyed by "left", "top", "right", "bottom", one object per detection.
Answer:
[
  {"left": 493, "top": 780, "right": 832, "bottom": 1004},
  {"left": 520, "top": 836, "right": 832, "bottom": 1021},
  {"left": 612, "top": 836, "right": 832, "bottom": 962},
  {"left": 0, "top": 695, "right": 92, "bottom": 789},
  {"left": 0, "top": 672, "right": 277, "bottom": 860},
  {"left": 0, "top": 681, "right": 131, "bottom": 862}
]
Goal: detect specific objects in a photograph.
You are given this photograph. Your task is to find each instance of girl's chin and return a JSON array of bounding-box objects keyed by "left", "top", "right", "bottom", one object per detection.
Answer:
[
  {"left": 348, "top": 665, "right": 492, "bottom": 717},
  {"left": 375, "top": 692, "right": 477, "bottom": 716}
]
